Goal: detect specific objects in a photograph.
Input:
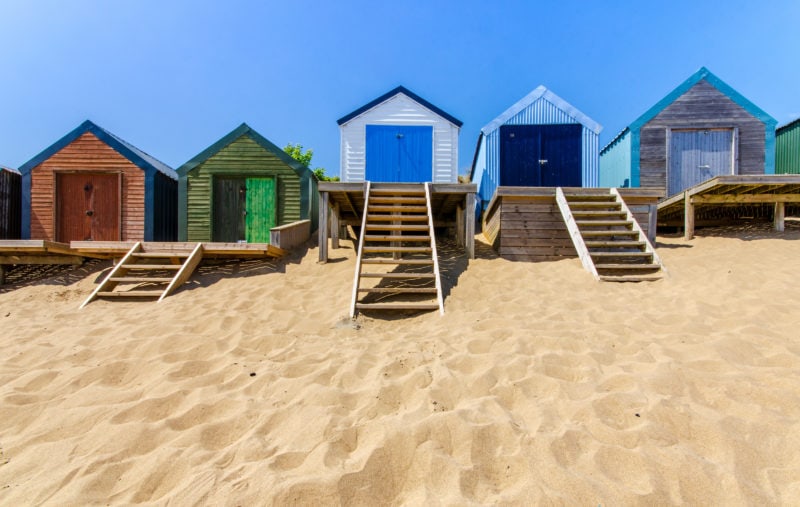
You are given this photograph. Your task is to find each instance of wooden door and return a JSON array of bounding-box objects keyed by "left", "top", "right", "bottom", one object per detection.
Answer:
[
  {"left": 56, "top": 172, "right": 120, "bottom": 242},
  {"left": 669, "top": 129, "right": 733, "bottom": 196},
  {"left": 213, "top": 177, "right": 246, "bottom": 242},
  {"left": 365, "top": 125, "right": 433, "bottom": 182},
  {"left": 500, "top": 125, "right": 542, "bottom": 186},
  {"left": 540, "top": 124, "right": 582, "bottom": 187},
  {"left": 245, "top": 177, "right": 276, "bottom": 243}
]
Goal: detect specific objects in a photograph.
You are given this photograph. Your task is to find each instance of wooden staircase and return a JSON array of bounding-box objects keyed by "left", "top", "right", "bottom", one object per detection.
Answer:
[
  {"left": 556, "top": 187, "right": 664, "bottom": 282},
  {"left": 80, "top": 242, "right": 204, "bottom": 308},
  {"left": 350, "top": 182, "right": 444, "bottom": 317}
]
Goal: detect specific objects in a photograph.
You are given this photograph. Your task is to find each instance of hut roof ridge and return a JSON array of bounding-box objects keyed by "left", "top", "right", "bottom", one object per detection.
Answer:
[{"left": 336, "top": 85, "right": 463, "bottom": 127}]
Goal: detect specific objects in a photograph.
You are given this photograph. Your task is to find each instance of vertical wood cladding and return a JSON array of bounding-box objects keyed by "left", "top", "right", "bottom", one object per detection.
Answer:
[
  {"left": 0, "top": 169, "right": 21, "bottom": 239},
  {"left": 640, "top": 80, "right": 766, "bottom": 192},
  {"left": 29, "top": 132, "right": 145, "bottom": 241}
]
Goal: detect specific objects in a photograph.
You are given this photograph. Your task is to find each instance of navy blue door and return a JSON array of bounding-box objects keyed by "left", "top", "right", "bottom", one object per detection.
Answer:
[
  {"left": 365, "top": 125, "right": 433, "bottom": 182},
  {"left": 500, "top": 124, "right": 582, "bottom": 187}
]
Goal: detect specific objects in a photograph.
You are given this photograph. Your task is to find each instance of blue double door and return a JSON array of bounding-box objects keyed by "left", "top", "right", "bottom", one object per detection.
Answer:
[
  {"left": 499, "top": 124, "right": 582, "bottom": 187},
  {"left": 365, "top": 125, "right": 433, "bottom": 182}
]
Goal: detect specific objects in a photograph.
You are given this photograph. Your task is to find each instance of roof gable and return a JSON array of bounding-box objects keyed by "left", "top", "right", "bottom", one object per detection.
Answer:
[
  {"left": 177, "top": 123, "right": 316, "bottom": 180},
  {"left": 481, "top": 85, "right": 602, "bottom": 135},
  {"left": 18, "top": 120, "right": 176, "bottom": 179},
  {"left": 777, "top": 117, "right": 800, "bottom": 133},
  {"left": 630, "top": 67, "right": 777, "bottom": 131},
  {"left": 337, "top": 86, "right": 463, "bottom": 127},
  {"left": 0, "top": 165, "right": 20, "bottom": 174}
]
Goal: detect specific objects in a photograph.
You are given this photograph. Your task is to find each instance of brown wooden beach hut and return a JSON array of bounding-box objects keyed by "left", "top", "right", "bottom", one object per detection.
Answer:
[{"left": 19, "top": 120, "right": 177, "bottom": 242}]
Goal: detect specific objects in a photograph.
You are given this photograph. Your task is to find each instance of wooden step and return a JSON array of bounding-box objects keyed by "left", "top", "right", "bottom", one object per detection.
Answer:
[
  {"left": 131, "top": 252, "right": 191, "bottom": 258},
  {"left": 590, "top": 251, "right": 652, "bottom": 258},
  {"left": 362, "top": 246, "right": 432, "bottom": 254},
  {"left": 585, "top": 241, "right": 646, "bottom": 249},
  {"left": 576, "top": 220, "right": 633, "bottom": 227},
  {"left": 121, "top": 264, "right": 182, "bottom": 270},
  {"left": 369, "top": 197, "right": 426, "bottom": 204},
  {"left": 595, "top": 263, "right": 661, "bottom": 270},
  {"left": 565, "top": 194, "right": 616, "bottom": 202},
  {"left": 355, "top": 302, "right": 440, "bottom": 311},
  {"left": 365, "top": 224, "right": 429, "bottom": 231},
  {"left": 360, "top": 272, "right": 436, "bottom": 278},
  {"left": 97, "top": 291, "right": 163, "bottom": 297},
  {"left": 366, "top": 215, "right": 430, "bottom": 222},
  {"left": 361, "top": 258, "right": 434, "bottom": 265},
  {"left": 368, "top": 205, "right": 428, "bottom": 213},
  {"left": 364, "top": 235, "right": 431, "bottom": 242},
  {"left": 571, "top": 210, "right": 627, "bottom": 218},
  {"left": 369, "top": 187, "right": 426, "bottom": 195},
  {"left": 580, "top": 230, "right": 639, "bottom": 237},
  {"left": 599, "top": 274, "right": 663, "bottom": 282},
  {"left": 358, "top": 287, "right": 437, "bottom": 293},
  {"left": 568, "top": 202, "right": 623, "bottom": 209},
  {"left": 109, "top": 277, "right": 174, "bottom": 283}
]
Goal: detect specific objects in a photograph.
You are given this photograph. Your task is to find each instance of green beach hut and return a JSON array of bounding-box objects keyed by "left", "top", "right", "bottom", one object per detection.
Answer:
[{"left": 178, "top": 123, "right": 318, "bottom": 243}]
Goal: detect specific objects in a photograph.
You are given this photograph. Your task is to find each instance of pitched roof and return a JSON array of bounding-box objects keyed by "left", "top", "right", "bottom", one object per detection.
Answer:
[
  {"left": 176, "top": 123, "right": 317, "bottom": 180},
  {"left": 336, "top": 85, "right": 463, "bottom": 127},
  {"left": 630, "top": 66, "right": 777, "bottom": 130},
  {"left": 18, "top": 120, "right": 176, "bottom": 179},
  {"left": 777, "top": 117, "right": 800, "bottom": 133},
  {"left": 0, "top": 165, "right": 20, "bottom": 174},
  {"left": 481, "top": 85, "right": 602, "bottom": 135}
]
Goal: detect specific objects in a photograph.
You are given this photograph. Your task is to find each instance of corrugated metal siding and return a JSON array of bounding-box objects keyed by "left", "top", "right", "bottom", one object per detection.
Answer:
[
  {"left": 599, "top": 130, "right": 632, "bottom": 187},
  {"left": 478, "top": 97, "right": 599, "bottom": 204},
  {"left": 27, "top": 132, "right": 145, "bottom": 241},
  {"left": 339, "top": 93, "right": 459, "bottom": 183},
  {"left": 185, "top": 136, "right": 302, "bottom": 242},
  {"left": 0, "top": 168, "right": 21, "bottom": 239},
  {"left": 776, "top": 120, "right": 800, "bottom": 174}
]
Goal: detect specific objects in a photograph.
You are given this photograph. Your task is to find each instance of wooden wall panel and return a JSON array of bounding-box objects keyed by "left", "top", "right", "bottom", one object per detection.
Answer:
[{"left": 29, "top": 132, "right": 145, "bottom": 241}]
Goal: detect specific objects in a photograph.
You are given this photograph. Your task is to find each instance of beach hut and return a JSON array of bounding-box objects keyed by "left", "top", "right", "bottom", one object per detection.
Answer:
[
  {"left": 337, "top": 86, "right": 462, "bottom": 183},
  {"left": 600, "top": 67, "right": 777, "bottom": 197},
  {"left": 18, "top": 120, "right": 177, "bottom": 242},
  {"left": 177, "top": 123, "right": 318, "bottom": 243},
  {"left": 0, "top": 166, "right": 21, "bottom": 239},
  {"left": 776, "top": 118, "right": 800, "bottom": 174},
  {"left": 470, "top": 86, "right": 602, "bottom": 211}
]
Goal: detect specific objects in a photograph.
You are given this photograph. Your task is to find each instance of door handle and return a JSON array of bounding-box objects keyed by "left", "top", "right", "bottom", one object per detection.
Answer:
[{"left": 86, "top": 210, "right": 94, "bottom": 217}]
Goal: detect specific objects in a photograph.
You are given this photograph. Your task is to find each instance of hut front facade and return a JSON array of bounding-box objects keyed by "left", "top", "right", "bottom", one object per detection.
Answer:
[
  {"left": 0, "top": 166, "right": 21, "bottom": 239},
  {"left": 470, "top": 85, "right": 602, "bottom": 210},
  {"left": 600, "top": 67, "right": 777, "bottom": 197},
  {"left": 19, "top": 120, "right": 177, "bottom": 242},
  {"left": 177, "top": 123, "right": 318, "bottom": 243},
  {"left": 337, "top": 86, "right": 462, "bottom": 183},
  {"left": 776, "top": 118, "right": 800, "bottom": 174}
]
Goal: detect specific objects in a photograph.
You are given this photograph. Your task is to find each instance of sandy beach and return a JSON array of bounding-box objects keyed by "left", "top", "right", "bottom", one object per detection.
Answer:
[{"left": 1, "top": 223, "right": 799, "bottom": 505}]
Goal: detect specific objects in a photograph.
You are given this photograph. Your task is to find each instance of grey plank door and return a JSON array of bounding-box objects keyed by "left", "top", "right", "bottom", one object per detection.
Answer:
[{"left": 669, "top": 129, "right": 732, "bottom": 196}]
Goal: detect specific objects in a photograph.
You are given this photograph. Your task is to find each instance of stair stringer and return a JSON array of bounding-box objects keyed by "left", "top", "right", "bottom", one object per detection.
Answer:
[{"left": 555, "top": 187, "right": 599, "bottom": 280}]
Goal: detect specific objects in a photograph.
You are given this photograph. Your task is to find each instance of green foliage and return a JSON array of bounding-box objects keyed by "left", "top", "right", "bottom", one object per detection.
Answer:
[{"left": 284, "top": 143, "right": 339, "bottom": 181}]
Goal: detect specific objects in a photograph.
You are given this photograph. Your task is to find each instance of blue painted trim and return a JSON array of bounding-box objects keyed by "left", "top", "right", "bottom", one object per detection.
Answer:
[
  {"left": 765, "top": 127, "right": 776, "bottom": 175},
  {"left": 336, "top": 86, "right": 463, "bottom": 127},
  {"left": 176, "top": 123, "right": 316, "bottom": 182},
  {"left": 631, "top": 129, "right": 641, "bottom": 187},
  {"left": 630, "top": 67, "right": 777, "bottom": 131},
  {"left": 21, "top": 171, "right": 31, "bottom": 238},
  {"left": 144, "top": 170, "right": 155, "bottom": 241},
  {"left": 481, "top": 86, "right": 602, "bottom": 135}
]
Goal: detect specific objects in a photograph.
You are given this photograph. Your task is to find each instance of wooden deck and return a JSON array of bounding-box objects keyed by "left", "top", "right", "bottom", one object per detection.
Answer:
[
  {"left": 657, "top": 175, "right": 800, "bottom": 238},
  {"left": 70, "top": 241, "right": 286, "bottom": 259},
  {"left": 318, "top": 182, "right": 477, "bottom": 262},
  {"left": 483, "top": 187, "right": 663, "bottom": 262}
]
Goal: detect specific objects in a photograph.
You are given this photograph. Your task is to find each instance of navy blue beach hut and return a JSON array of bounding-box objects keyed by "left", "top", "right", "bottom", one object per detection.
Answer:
[
  {"left": 600, "top": 67, "right": 777, "bottom": 197},
  {"left": 337, "top": 86, "right": 462, "bottom": 183},
  {"left": 470, "top": 86, "right": 602, "bottom": 211}
]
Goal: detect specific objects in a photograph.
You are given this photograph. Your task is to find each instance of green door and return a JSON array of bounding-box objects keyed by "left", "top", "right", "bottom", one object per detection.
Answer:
[{"left": 245, "top": 177, "right": 276, "bottom": 243}]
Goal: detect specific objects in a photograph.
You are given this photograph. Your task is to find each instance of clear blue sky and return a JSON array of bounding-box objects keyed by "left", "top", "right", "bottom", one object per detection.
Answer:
[{"left": 1, "top": 1, "right": 799, "bottom": 177}]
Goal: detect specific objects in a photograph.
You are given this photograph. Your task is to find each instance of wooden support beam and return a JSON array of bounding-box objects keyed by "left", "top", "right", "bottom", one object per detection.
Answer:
[
  {"left": 318, "top": 191, "right": 329, "bottom": 263},
  {"left": 0, "top": 255, "right": 83, "bottom": 265},
  {"left": 691, "top": 193, "right": 800, "bottom": 204},
  {"left": 331, "top": 202, "right": 340, "bottom": 249},
  {"left": 648, "top": 204, "right": 658, "bottom": 243},
  {"left": 465, "top": 192, "right": 475, "bottom": 259},
  {"left": 0, "top": 265, "right": 5, "bottom": 285},
  {"left": 775, "top": 202, "right": 785, "bottom": 232},
  {"left": 684, "top": 192, "right": 695, "bottom": 240},
  {"left": 455, "top": 203, "right": 464, "bottom": 247}
]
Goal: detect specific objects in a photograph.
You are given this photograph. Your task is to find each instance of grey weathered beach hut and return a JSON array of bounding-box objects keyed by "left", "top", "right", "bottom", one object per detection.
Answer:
[
  {"left": 0, "top": 166, "right": 21, "bottom": 239},
  {"left": 600, "top": 67, "right": 777, "bottom": 197},
  {"left": 470, "top": 86, "right": 602, "bottom": 211}
]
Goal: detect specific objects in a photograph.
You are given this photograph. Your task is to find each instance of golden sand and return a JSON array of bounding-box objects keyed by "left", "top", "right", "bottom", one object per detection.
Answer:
[{"left": 1, "top": 223, "right": 799, "bottom": 504}]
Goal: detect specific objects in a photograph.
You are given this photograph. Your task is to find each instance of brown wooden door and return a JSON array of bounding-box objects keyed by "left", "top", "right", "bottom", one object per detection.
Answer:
[{"left": 56, "top": 173, "right": 120, "bottom": 242}]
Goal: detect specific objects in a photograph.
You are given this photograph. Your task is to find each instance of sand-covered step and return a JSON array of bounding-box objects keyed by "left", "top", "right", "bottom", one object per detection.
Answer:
[
  {"left": 585, "top": 240, "right": 647, "bottom": 249},
  {"left": 362, "top": 246, "right": 432, "bottom": 254},
  {"left": 357, "top": 287, "right": 437, "bottom": 293},
  {"left": 96, "top": 291, "right": 163, "bottom": 297},
  {"left": 366, "top": 215, "right": 430, "bottom": 222},
  {"left": 599, "top": 274, "right": 663, "bottom": 282},
  {"left": 355, "top": 302, "right": 440, "bottom": 311},
  {"left": 360, "top": 273, "right": 436, "bottom": 279},
  {"left": 595, "top": 263, "right": 661, "bottom": 270},
  {"left": 108, "top": 277, "right": 174, "bottom": 283},
  {"left": 361, "top": 258, "right": 434, "bottom": 265}
]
